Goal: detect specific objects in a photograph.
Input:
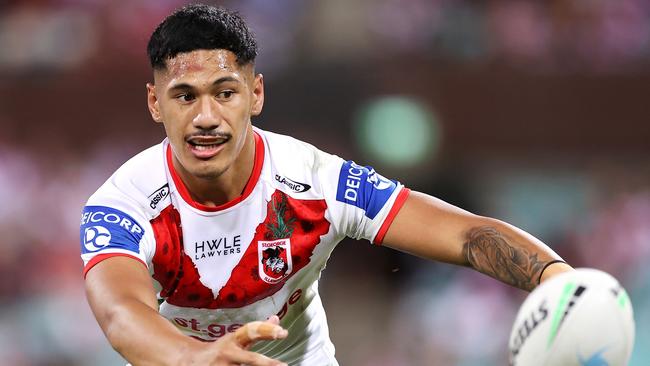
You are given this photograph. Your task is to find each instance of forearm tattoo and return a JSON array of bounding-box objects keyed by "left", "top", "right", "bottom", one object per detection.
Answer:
[{"left": 462, "top": 226, "right": 551, "bottom": 291}]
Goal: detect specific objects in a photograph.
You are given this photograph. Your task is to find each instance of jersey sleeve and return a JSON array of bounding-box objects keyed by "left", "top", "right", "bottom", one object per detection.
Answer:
[
  {"left": 79, "top": 182, "right": 156, "bottom": 277},
  {"left": 319, "top": 156, "right": 410, "bottom": 245}
]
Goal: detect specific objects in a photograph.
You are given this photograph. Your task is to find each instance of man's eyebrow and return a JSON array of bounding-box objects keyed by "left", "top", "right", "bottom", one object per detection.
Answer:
[
  {"left": 168, "top": 83, "right": 194, "bottom": 92},
  {"left": 167, "top": 76, "right": 240, "bottom": 92},
  {"left": 212, "top": 76, "right": 240, "bottom": 85}
]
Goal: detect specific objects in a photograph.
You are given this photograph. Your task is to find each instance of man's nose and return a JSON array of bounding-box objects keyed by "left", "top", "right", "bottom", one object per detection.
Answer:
[{"left": 192, "top": 96, "right": 220, "bottom": 129}]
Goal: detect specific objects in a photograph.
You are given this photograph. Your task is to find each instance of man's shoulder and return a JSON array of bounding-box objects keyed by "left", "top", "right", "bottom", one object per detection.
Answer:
[
  {"left": 256, "top": 127, "right": 341, "bottom": 172},
  {"left": 258, "top": 128, "right": 315, "bottom": 151},
  {"left": 255, "top": 127, "right": 348, "bottom": 203},
  {"left": 86, "top": 142, "right": 169, "bottom": 215}
]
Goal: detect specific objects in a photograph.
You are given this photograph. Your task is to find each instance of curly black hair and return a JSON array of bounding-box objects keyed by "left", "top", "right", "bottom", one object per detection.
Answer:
[{"left": 147, "top": 4, "right": 258, "bottom": 69}]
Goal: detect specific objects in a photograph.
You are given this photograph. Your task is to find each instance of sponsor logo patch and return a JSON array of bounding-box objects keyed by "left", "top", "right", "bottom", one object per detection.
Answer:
[
  {"left": 194, "top": 235, "right": 242, "bottom": 259},
  {"left": 258, "top": 238, "right": 292, "bottom": 284},
  {"left": 148, "top": 183, "right": 169, "bottom": 209},
  {"left": 83, "top": 226, "right": 112, "bottom": 252},
  {"left": 336, "top": 160, "right": 397, "bottom": 219},
  {"left": 274, "top": 174, "right": 311, "bottom": 193},
  {"left": 80, "top": 206, "right": 144, "bottom": 254}
]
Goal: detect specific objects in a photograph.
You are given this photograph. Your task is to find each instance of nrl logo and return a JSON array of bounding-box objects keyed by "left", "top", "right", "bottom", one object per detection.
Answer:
[{"left": 258, "top": 238, "right": 293, "bottom": 284}]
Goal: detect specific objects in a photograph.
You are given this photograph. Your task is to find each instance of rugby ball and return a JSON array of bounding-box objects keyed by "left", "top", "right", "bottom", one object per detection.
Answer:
[{"left": 508, "top": 268, "right": 635, "bottom": 366}]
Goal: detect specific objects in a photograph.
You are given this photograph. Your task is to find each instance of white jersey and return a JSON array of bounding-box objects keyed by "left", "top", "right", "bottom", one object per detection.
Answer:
[{"left": 79, "top": 127, "right": 409, "bottom": 365}]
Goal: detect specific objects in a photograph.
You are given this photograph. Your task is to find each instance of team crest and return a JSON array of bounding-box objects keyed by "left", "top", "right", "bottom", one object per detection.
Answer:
[{"left": 258, "top": 238, "right": 293, "bottom": 284}]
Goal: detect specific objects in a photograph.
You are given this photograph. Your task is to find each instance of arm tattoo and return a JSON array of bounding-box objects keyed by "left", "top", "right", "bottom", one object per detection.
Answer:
[{"left": 462, "top": 226, "right": 551, "bottom": 291}]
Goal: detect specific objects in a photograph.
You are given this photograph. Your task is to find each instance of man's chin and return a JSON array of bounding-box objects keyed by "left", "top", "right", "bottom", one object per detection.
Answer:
[
  {"left": 179, "top": 158, "right": 228, "bottom": 180},
  {"left": 190, "top": 166, "right": 227, "bottom": 180}
]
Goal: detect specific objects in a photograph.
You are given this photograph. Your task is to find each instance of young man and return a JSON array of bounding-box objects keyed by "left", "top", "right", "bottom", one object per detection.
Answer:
[{"left": 80, "top": 4, "right": 573, "bottom": 366}]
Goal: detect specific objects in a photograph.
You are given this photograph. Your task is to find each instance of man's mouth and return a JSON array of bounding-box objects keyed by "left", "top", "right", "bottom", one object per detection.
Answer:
[{"left": 186, "top": 135, "right": 230, "bottom": 158}]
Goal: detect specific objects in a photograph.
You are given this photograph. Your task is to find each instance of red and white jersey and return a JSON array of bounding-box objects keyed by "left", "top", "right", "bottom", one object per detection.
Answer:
[{"left": 80, "top": 127, "right": 409, "bottom": 365}]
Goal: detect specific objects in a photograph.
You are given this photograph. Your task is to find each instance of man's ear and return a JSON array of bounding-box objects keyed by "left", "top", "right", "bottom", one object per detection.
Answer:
[
  {"left": 146, "top": 83, "right": 163, "bottom": 123},
  {"left": 251, "top": 73, "right": 265, "bottom": 116}
]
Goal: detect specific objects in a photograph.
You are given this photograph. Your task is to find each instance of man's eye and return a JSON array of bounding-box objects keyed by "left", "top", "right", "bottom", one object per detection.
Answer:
[
  {"left": 176, "top": 93, "right": 195, "bottom": 102},
  {"left": 218, "top": 91, "right": 234, "bottom": 99}
]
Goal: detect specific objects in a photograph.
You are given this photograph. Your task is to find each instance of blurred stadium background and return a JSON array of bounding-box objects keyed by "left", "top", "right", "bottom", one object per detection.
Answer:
[{"left": 1, "top": 0, "right": 649, "bottom": 365}]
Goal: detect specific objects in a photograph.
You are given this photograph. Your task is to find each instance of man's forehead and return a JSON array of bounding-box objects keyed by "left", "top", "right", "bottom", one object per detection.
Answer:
[
  {"left": 154, "top": 49, "right": 251, "bottom": 84},
  {"left": 167, "top": 50, "right": 235, "bottom": 74}
]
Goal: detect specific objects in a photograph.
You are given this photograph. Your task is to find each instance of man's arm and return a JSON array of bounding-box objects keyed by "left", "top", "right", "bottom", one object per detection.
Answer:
[
  {"left": 85, "top": 256, "right": 288, "bottom": 366},
  {"left": 382, "top": 191, "right": 573, "bottom": 291}
]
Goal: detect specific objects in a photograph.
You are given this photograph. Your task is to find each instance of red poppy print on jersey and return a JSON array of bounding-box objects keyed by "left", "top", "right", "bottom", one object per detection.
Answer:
[{"left": 215, "top": 191, "right": 329, "bottom": 308}]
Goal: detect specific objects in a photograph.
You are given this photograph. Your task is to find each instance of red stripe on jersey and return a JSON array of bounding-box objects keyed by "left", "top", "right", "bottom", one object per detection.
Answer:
[
  {"left": 161, "top": 190, "right": 330, "bottom": 309},
  {"left": 373, "top": 188, "right": 411, "bottom": 245},
  {"left": 150, "top": 205, "right": 187, "bottom": 298},
  {"left": 83, "top": 253, "right": 147, "bottom": 278},
  {"left": 166, "top": 131, "right": 265, "bottom": 212}
]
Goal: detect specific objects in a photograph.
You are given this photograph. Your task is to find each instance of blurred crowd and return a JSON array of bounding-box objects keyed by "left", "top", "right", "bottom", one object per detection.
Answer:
[
  {"left": 1, "top": 0, "right": 650, "bottom": 75},
  {"left": 1, "top": 1, "right": 649, "bottom": 365}
]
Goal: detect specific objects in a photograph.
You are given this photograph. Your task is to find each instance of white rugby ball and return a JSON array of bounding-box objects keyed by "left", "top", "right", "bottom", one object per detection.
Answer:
[{"left": 508, "top": 268, "right": 635, "bottom": 366}]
